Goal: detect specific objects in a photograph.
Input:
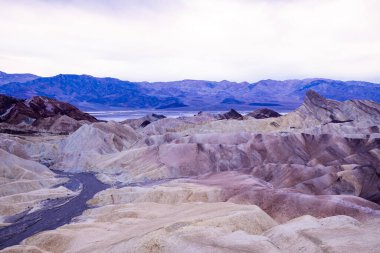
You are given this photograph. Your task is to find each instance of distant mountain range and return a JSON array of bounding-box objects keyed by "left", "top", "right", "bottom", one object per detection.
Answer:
[
  {"left": 0, "top": 71, "right": 379, "bottom": 111},
  {"left": 0, "top": 71, "right": 39, "bottom": 85}
]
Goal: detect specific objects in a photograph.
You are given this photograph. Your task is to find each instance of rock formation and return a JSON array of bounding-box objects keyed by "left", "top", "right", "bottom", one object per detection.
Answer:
[
  {"left": 122, "top": 113, "right": 166, "bottom": 129},
  {"left": 0, "top": 94, "right": 98, "bottom": 134},
  {"left": 0, "top": 95, "right": 97, "bottom": 124},
  {"left": 290, "top": 89, "right": 380, "bottom": 127},
  {"left": 216, "top": 109, "right": 243, "bottom": 120},
  {"left": 245, "top": 108, "right": 281, "bottom": 119}
]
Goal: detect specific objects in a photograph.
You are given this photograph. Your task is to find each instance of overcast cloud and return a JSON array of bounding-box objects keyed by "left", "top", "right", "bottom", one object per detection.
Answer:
[{"left": 0, "top": 0, "right": 379, "bottom": 82}]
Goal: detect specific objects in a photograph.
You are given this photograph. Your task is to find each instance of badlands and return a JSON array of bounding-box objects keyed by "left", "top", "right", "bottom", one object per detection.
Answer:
[{"left": 0, "top": 90, "right": 380, "bottom": 252}]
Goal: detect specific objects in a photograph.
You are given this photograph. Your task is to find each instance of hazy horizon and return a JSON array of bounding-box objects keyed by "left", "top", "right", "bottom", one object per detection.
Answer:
[{"left": 2, "top": 69, "right": 380, "bottom": 85}]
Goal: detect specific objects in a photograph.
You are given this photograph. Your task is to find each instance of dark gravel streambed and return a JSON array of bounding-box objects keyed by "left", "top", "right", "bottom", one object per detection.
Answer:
[{"left": 0, "top": 171, "right": 109, "bottom": 250}]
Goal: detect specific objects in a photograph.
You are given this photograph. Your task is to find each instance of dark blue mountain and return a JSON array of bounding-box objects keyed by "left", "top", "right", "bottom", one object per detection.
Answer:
[
  {"left": 0, "top": 72, "right": 379, "bottom": 111},
  {"left": 221, "top": 98, "right": 245, "bottom": 104},
  {"left": 0, "top": 74, "right": 181, "bottom": 110}
]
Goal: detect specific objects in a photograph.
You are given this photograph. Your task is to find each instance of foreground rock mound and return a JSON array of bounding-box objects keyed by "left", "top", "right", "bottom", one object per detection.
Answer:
[{"left": 0, "top": 94, "right": 98, "bottom": 133}]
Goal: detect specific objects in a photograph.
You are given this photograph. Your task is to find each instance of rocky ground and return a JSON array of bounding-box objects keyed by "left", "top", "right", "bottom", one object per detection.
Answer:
[{"left": 0, "top": 90, "right": 379, "bottom": 252}]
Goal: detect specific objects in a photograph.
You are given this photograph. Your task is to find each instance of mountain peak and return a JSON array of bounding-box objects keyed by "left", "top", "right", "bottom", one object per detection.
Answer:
[{"left": 305, "top": 89, "right": 327, "bottom": 104}]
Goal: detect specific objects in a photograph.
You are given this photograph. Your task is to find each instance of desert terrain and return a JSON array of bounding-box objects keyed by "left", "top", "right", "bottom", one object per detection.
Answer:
[{"left": 0, "top": 90, "right": 379, "bottom": 252}]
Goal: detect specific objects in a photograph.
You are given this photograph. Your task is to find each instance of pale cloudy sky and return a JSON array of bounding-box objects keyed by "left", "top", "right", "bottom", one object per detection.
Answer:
[{"left": 0, "top": 0, "right": 379, "bottom": 82}]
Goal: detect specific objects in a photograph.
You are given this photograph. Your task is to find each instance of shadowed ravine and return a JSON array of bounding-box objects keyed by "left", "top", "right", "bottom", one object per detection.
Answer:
[{"left": 0, "top": 171, "right": 109, "bottom": 250}]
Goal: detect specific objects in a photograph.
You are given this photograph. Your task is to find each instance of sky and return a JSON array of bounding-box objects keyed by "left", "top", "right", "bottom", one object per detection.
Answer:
[{"left": 0, "top": 0, "right": 379, "bottom": 83}]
